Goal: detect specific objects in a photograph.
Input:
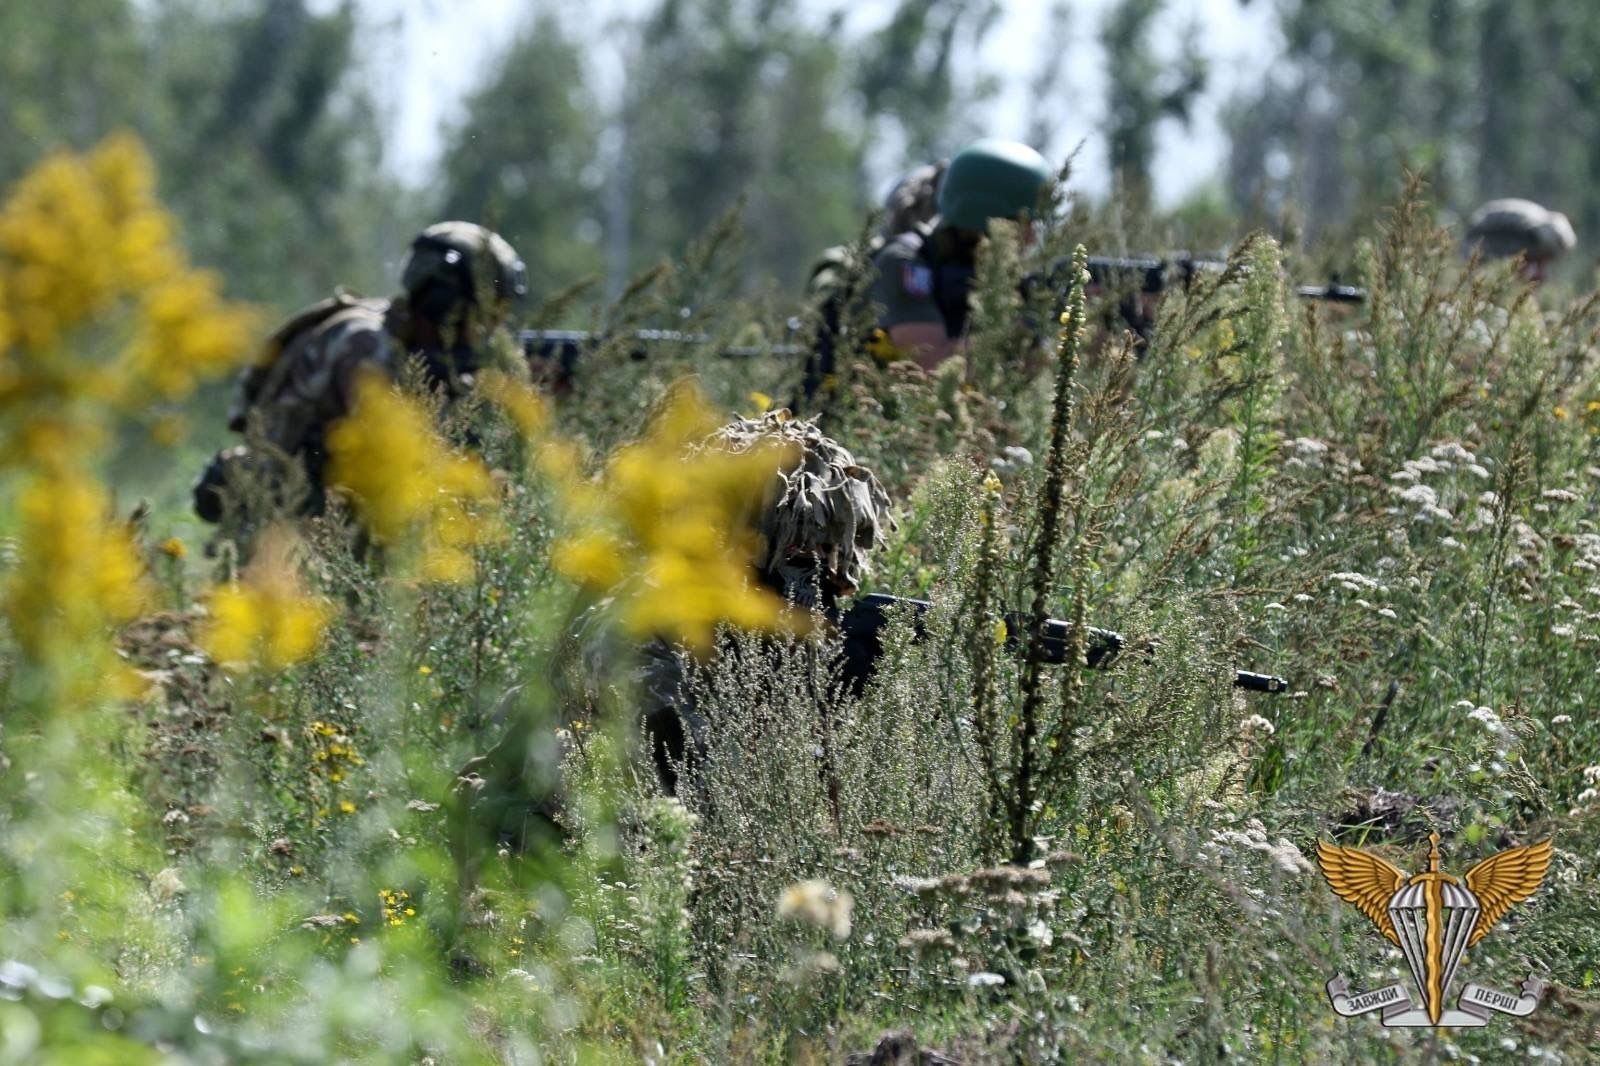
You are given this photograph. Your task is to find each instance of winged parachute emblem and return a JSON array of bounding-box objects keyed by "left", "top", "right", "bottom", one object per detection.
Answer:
[{"left": 1316, "top": 832, "right": 1553, "bottom": 1028}]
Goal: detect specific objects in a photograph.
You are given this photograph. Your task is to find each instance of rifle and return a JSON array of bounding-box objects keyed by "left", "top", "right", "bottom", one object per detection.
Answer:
[
  {"left": 837, "top": 592, "right": 1288, "bottom": 694},
  {"left": 1077, "top": 254, "right": 1366, "bottom": 304}
]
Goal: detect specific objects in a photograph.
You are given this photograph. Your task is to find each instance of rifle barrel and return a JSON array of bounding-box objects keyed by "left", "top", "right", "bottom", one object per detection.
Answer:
[{"left": 845, "top": 593, "right": 1284, "bottom": 692}]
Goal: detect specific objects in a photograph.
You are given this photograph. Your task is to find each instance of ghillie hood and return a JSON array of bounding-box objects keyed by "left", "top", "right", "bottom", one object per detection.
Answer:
[{"left": 700, "top": 411, "right": 893, "bottom": 600}]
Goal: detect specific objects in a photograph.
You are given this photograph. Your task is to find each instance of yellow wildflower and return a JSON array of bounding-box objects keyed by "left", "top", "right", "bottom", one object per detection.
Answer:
[
  {"left": 3, "top": 469, "right": 149, "bottom": 665},
  {"left": 0, "top": 134, "right": 256, "bottom": 462},
  {"left": 338, "top": 800, "right": 356, "bottom": 815},
  {"left": 325, "top": 371, "right": 503, "bottom": 582},
  {"left": 748, "top": 390, "right": 773, "bottom": 414},
  {"left": 1553, "top": 405, "right": 1569, "bottom": 420},
  {"left": 158, "top": 537, "right": 187, "bottom": 560},
  {"left": 550, "top": 380, "right": 790, "bottom": 652},
  {"left": 199, "top": 525, "right": 334, "bottom": 671},
  {"left": 479, "top": 368, "right": 549, "bottom": 439}
]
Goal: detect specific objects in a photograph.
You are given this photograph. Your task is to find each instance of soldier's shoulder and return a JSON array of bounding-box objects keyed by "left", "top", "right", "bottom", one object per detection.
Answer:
[
  {"left": 294, "top": 294, "right": 394, "bottom": 359},
  {"left": 873, "top": 227, "right": 929, "bottom": 264}
]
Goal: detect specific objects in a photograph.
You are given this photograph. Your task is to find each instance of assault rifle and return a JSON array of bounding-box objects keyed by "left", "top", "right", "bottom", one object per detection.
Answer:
[
  {"left": 837, "top": 592, "right": 1288, "bottom": 694},
  {"left": 1077, "top": 254, "right": 1365, "bottom": 304}
]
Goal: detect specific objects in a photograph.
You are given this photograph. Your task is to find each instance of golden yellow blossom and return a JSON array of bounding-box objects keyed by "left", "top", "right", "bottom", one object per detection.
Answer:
[
  {"left": 158, "top": 537, "right": 187, "bottom": 560},
  {"left": 550, "top": 380, "right": 790, "bottom": 651},
  {"left": 0, "top": 134, "right": 256, "bottom": 463},
  {"left": 1553, "top": 405, "right": 1569, "bottom": 421},
  {"left": 3, "top": 470, "right": 149, "bottom": 662},
  {"left": 479, "top": 368, "right": 549, "bottom": 439},
  {"left": 199, "top": 526, "right": 334, "bottom": 671},
  {"left": 325, "top": 371, "right": 503, "bottom": 582}
]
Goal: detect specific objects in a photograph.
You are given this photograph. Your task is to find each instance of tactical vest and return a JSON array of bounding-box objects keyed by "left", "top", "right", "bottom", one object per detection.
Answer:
[{"left": 882, "top": 224, "right": 977, "bottom": 339}]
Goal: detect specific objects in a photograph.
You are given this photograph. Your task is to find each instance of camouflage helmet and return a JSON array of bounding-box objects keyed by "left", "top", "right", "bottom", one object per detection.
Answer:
[
  {"left": 881, "top": 162, "right": 946, "bottom": 238},
  {"left": 401, "top": 221, "right": 528, "bottom": 318},
  {"left": 699, "top": 412, "right": 892, "bottom": 604},
  {"left": 936, "top": 139, "right": 1053, "bottom": 232},
  {"left": 1464, "top": 199, "right": 1576, "bottom": 262}
]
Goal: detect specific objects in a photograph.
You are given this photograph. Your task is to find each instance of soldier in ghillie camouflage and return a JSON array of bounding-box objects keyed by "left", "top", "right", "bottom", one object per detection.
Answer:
[
  {"left": 455, "top": 409, "right": 894, "bottom": 856},
  {"left": 193, "top": 221, "right": 527, "bottom": 535}
]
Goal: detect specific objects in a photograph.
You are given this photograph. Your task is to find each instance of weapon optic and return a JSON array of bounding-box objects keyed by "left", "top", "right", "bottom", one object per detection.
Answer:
[{"left": 838, "top": 592, "right": 1287, "bottom": 693}]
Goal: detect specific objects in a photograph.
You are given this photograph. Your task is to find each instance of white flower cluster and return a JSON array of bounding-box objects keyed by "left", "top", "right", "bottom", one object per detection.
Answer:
[
  {"left": 1202, "top": 819, "right": 1314, "bottom": 876},
  {"left": 777, "top": 879, "right": 853, "bottom": 940},
  {"left": 1457, "top": 699, "right": 1505, "bottom": 736},
  {"left": 1329, "top": 571, "right": 1387, "bottom": 593},
  {"left": 1572, "top": 766, "right": 1600, "bottom": 817}
]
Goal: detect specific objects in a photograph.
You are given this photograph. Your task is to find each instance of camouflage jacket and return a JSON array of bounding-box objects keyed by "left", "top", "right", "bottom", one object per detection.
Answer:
[{"left": 228, "top": 292, "right": 399, "bottom": 463}]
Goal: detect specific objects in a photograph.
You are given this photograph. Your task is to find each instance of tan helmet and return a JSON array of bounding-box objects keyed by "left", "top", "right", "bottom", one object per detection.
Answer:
[
  {"left": 1464, "top": 199, "right": 1576, "bottom": 263},
  {"left": 400, "top": 221, "right": 528, "bottom": 321}
]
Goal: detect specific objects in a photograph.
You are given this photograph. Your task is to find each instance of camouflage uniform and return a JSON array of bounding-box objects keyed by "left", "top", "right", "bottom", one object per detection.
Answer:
[
  {"left": 195, "top": 222, "right": 526, "bottom": 526},
  {"left": 866, "top": 222, "right": 980, "bottom": 340},
  {"left": 802, "top": 164, "right": 945, "bottom": 404}
]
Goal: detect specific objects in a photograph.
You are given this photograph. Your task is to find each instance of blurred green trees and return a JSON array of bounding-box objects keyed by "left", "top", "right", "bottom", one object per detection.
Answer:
[
  {"left": 0, "top": 0, "right": 405, "bottom": 309},
  {"left": 1225, "top": 0, "right": 1600, "bottom": 258}
]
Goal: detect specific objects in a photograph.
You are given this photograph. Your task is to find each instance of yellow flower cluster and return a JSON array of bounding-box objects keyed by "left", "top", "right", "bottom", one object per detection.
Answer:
[
  {"left": 0, "top": 133, "right": 256, "bottom": 461},
  {"left": 325, "top": 371, "right": 503, "bottom": 583},
  {"left": 199, "top": 526, "right": 333, "bottom": 671},
  {"left": 3, "top": 471, "right": 149, "bottom": 668},
  {"left": 549, "top": 380, "right": 792, "bottom": 652},
  {"left": 307, "top": 720, "right": 365, "bottom": 786},
  {"left": 478, "top": 368, "right": 549, "bottom": 440},
  {"left": 379, "top": 888, "right": 415, "bottom": 928},
  {"left": 0, "top": 136, "right": 254, "bottom": 694}
]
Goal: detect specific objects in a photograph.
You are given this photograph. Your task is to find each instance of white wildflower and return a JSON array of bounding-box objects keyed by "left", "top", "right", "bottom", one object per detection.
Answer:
[
  {"left": 1552, "top": 715, "right": 1572, "bottom": 726},
  {"left": 1377, "top": 607, "right": 1398, "bottom": 620},
  {"left": 777, "top": 880, "right": 853, "bottom": 940},
  {"left": 1551, "top": 625, "right": 1575, "bottom": 638},
  {"left": 1467, "top": 706, "right": 1503, "bottom": 734},
  {"left": 150, "top": 867, "right": 186, "bottom": 902},
  {"left": 1543, "top": 488, "right": 1579, "bottom": 504},
  {"left": 1395, "top": 484, "right": 1439, "bottom": 508},
  {"left": 1239, "top": 714, "right": 1276, "bottom": 739},
  {"left": 968, "top": 971, "right": 1006, "bottom": 988}
]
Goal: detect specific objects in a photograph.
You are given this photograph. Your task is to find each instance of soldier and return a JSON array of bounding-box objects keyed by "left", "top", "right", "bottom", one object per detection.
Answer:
[
  {"left": 193, "top": 221, "right": 527, "bottom": 530},
  {"left": 869, "top": 139, "right": 1053, "bottom": 369},
  {"left": 801, "top": 162, "right": 946, "bottom": 406},
  {"left": 1464, "top": 198, "right": 1576, "bottom": 284},
  {"left": 456, "top": 410, "right": 894, "bottom": 854}
]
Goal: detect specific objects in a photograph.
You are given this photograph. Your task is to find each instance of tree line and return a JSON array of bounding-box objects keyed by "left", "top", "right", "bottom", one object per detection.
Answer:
[{"left": 5, "top": 0, "right": 1596, "bottom": 314}]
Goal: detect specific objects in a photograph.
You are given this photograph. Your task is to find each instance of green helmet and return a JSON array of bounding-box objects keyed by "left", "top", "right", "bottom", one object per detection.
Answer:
[
  {"left": 936, "top": 139, "right": 1053, "bottom": 232},
  {"left": 401, "top": 221, "right": 528, "bottom": 320}
]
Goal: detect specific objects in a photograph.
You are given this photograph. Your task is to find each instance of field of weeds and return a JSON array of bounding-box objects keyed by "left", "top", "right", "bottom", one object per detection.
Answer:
[{"left": 2, "top": 141, "right": 1599, "bottom": 1064}]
